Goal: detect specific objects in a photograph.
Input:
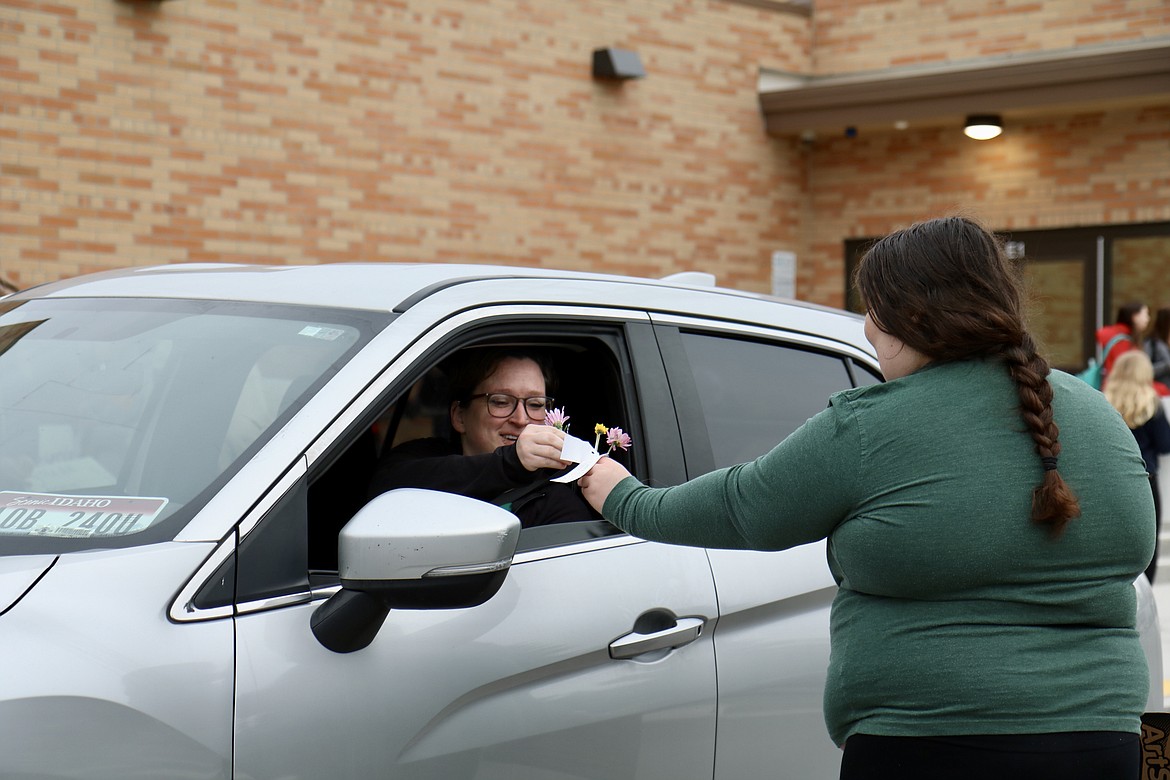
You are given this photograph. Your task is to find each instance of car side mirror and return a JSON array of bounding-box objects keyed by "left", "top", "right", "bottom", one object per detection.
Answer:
[{"left": 311, "top": 489, "right": 521, "bottom": 653}]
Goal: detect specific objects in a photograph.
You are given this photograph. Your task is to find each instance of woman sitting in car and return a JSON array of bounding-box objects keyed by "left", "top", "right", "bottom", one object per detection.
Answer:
[{"left": 367, "top": 347, "right": 596, "bottom": 527}]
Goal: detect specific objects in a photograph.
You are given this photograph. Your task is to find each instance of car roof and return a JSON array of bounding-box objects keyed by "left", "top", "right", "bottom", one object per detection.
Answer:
[
  {"left": 10, "top": 261, "right": 852, "bottom": 320},
  {"left": 8, "top": 263, "right": 874, "bottom": 357}
]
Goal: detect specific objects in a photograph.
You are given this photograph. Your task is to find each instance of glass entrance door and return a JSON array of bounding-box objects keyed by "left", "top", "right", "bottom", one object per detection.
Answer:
[
  {"left": 1111, "top": 235, "right": 1170, "bottom": 338},
  {"left": 1021, "top": 256, "right": 1089, "bottom": 372},
  {"left": 844, "top": 222, "right": 1170, "bottom": 374}
]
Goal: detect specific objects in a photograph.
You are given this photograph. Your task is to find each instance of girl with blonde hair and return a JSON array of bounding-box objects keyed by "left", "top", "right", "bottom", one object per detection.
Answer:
[{"left": 1105, "top": 349, "right": 1170, "bottom": 583}]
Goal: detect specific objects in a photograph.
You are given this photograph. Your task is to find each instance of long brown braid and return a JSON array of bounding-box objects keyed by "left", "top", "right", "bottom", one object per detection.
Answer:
[{"left": 854, "top": 216, "right": 1081, "bottom": 537}]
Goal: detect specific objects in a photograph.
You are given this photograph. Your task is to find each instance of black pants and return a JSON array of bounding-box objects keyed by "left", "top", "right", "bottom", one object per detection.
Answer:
[{"left": 839, "top": 732, "right": 1139, "bottom": 780}]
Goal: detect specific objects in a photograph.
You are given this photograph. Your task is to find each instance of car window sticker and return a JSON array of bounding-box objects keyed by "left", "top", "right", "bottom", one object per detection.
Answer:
[{"left": 0, "top": 491, "right": 169, "bottom": 538}]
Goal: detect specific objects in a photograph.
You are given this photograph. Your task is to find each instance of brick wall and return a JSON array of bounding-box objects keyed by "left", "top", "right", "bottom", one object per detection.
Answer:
[
  {"left": 811, "top": 0, "right": 1170, "bottom": 73},
  {"left": 801, "top": 0, "right": 1170, "bottom": 313},
  {"left": 1023, "top": 259, "right": 1085, "bottom": 368},
  {"left": 801, "top": 104, "right": 1170, "bottom": 308},
  {"left": 0, "top": 0, "right": 809, "bottom": 291},
  {"left": 2, "top": 0, "right": 1168, "bottom": 306},
  {"left": 1115, "top": 236, "right": 1170, "bottom": 317}
]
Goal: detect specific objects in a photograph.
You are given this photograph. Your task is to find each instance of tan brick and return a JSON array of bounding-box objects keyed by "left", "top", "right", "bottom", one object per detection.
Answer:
[{"left": 1, "top": 0, "right": 1166, "bottom": 304}]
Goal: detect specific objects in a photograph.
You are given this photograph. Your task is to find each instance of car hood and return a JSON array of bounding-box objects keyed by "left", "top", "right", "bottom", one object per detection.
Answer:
[{"left": 0, "top": 555, "right": 56, "bottom": 614}]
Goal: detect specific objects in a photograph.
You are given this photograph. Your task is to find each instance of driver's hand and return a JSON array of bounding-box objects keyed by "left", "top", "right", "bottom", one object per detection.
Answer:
[{"left": 515, "top": 425, "right": 571, "bottom": 472}]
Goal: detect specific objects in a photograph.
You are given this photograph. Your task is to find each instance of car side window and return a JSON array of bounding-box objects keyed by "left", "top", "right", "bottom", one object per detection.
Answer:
[
  {"left": 851, "top": 358, "right": 884, "bottom": 387},
  {"left": 676, "top": 331, "right": 855, "bottom": 470},
  {"left": 299, "top": 329, "right": 641, "bottom": 577}
]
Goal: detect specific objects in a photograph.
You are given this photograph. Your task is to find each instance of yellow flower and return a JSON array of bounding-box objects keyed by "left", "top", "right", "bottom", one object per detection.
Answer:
[{"left": 594, "top": 423, "right": 608, "bottom": 435}]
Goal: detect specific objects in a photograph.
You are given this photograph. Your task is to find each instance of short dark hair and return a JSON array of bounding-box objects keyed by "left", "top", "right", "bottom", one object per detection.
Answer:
[{"left": 448, "top": 347, "right": 556, "bottom": 406}]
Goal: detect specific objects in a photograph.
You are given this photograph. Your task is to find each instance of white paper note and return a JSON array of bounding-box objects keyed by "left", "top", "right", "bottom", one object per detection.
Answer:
[{"left": 551, "top": 435, "right": 601, "bottom": 483}]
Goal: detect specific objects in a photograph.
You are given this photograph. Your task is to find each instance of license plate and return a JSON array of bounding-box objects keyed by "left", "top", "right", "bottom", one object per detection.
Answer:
[{"left": 0, "top": 492, "right": 168, "bottom": 537}]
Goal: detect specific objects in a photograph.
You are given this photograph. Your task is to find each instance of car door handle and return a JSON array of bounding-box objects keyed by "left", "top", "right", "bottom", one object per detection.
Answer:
[{"left": 608, "top": 616, "right": 706, "bottom": 660}]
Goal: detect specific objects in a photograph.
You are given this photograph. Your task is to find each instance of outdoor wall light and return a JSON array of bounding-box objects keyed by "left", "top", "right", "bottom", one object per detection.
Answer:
[
  {"left": 592, "top": 48, "right": 645, "bottom": 80},
  {"left": 963, "top": 114, "right": 1003, "bottom": 140}
]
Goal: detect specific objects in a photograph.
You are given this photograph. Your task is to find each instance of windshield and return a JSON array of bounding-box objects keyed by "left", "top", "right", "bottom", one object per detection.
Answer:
[{"left": 0, "top": 297, "right": 387, "bottom": 554}]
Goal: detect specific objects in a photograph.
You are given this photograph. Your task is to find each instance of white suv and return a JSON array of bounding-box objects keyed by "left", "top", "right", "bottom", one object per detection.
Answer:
[{"left": 0, "top": 263, "right": 1161, "bottom": 779}]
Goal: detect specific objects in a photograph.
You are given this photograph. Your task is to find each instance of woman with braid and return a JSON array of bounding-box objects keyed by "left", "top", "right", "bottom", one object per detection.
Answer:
[{"left": 579, "top": 216, "right": 1154, "bottom": 779}]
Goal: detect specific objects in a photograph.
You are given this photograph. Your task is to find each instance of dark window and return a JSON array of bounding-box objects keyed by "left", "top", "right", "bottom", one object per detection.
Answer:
[
  {"left": 0, "top": 297, "right": 385, "bottom": 557},
  {"left": 678, "top": 332, "right": 854, "bottom": 469},
  {"left": 850, "top": 358, "right": 883, "bottom": 387}
]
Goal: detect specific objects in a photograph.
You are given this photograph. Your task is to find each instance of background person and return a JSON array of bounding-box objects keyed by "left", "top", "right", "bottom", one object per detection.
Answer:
[
  {"left": 368, "top": 347, "right": 595, "bottom": 527},
  {"left": 579, "top": 216, "right": 1153, "bottom": 780},
  {"left": 1105, "top": 349, "right": 1170, "bottom": 584},
  {"left": 1145, "top": 306, "right": 1170, "bottom": 390},
  {"left": 1097, "top": 300, "right": 1150, "bottom": 382}
]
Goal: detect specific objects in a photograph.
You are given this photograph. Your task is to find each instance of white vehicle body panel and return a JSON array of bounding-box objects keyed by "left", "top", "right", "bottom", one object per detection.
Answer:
[
  {"left": 0, "top": 543, "right": 232, "bottom": 779},
  {"left": 234, "top": 542, "right": 718, "bottom": 780},
  {"left": 706, "top": 545, "right": 842, "bottom": 774}
]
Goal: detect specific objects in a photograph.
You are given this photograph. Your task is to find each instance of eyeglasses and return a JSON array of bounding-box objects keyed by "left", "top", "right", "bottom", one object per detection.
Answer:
[{"left": 467, "top": 393, "right": 554, "bottom": 420}]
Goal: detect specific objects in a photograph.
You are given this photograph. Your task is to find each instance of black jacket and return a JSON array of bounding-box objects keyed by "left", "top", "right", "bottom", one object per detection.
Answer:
[
  {"left": 1133, "top": 405, "right": 1170, "bottom": 475},
  {"left": 367, "top": 437, "right": 598, "bottom": 528},
  {"left": 1147, "top": 337, "right": 1170, "bottom": 386}
]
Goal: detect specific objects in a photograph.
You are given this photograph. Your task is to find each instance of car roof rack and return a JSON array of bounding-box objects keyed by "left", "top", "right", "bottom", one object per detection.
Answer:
[{"left": 660, "top": 271, "right": 716, "bottom": 286}]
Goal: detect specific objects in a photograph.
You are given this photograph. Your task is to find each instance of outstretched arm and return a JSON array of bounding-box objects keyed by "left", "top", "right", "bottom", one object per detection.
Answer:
[{"left": 580, "top": 399, "right": 863, "bottom": 552}]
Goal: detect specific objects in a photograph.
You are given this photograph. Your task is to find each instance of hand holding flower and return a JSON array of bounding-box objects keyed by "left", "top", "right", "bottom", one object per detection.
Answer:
[
  {"left": 578, "top": 456, "right": 632, "bottom": 515},
  {"left": 515, "top": 425, "right": 570, "bottom": 472},
  {"left": 543, "top": 407, "right": 633, "bottom": 490}
]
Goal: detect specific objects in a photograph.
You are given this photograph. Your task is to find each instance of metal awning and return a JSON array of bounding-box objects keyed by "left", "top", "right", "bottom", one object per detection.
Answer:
[{"left": 758, "top": 39, "right": 1170, "bottom": 136}]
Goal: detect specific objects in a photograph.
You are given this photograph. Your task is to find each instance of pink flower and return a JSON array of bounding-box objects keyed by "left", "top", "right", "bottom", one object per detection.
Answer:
[
  {"left": 544, "top": 407, "right": 569, "bottom": 431},
  {"left": 605, "top": 426, "right": 631, "bottom": 452}
]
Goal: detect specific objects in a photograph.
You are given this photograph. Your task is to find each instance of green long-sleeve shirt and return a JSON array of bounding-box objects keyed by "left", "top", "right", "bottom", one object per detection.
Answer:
[{"left": 603, "top": 359, "right": 1154, "bottom": 745}]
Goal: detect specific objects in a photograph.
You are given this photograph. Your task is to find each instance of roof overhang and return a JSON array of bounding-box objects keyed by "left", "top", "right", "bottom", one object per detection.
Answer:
[{"left": 758, "top": 39, "right": 1170, "bottom": 136}]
